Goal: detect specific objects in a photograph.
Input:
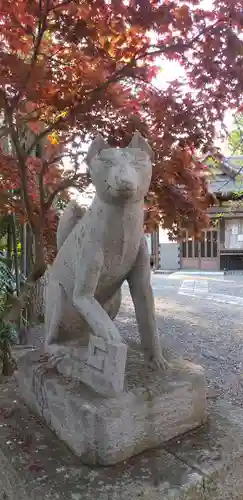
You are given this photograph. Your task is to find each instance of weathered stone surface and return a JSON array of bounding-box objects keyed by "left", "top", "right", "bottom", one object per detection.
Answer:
[
  {"left": 44, "top": 132, "right": 167, "bottom": 371},
  {"left": 1, "top": 377, "right": 243, "bottom": 499},
  {"left": 17, "top": 348, "right": 206, "bottom": 466},
  {"left": 46, "top": 335, "right": 127, "bottom": 397}
]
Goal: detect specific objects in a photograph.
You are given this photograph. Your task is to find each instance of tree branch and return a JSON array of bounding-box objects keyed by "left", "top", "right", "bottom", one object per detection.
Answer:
[
  {"left": 44, "top": 173, "right": 87, "bottom": 212},
  {"left": 2, "top": 91, "right": 36, "bottom": 231},
  {"left": 49, "top": 0, "right": 73, "bottom": 12},
  {"left": 39, "top": 154, "right": 64, "bottom": 212},
  {"left": 140, "top": 20, "right": 223, "bottom": 60},
  {"left": 38, "top": 147, "right": 86, "bottom": 214},
  {"left": 14, "top": 0, "right": 50, "bottom": 107}
]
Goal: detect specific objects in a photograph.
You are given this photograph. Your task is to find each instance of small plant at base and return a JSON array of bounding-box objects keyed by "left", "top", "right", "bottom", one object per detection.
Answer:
[
  {"left": 0, "top": 311, "right": 18, "bottom": 376},
  {"left": 0, "top": 260, "right": 19, "bottom": 376}
]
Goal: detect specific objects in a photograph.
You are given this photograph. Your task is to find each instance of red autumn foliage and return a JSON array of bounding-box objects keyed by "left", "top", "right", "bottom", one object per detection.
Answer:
[{"left": 0, "top": 0, "right": 242, "bottom": 272}]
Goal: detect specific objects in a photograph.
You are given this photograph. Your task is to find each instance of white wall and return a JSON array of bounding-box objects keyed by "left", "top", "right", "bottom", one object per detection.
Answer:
[
  {"left": 145, "top": 234, "right": 152, "bottom": 255},
  {"left": 159, "top": 242, "right": 180, "bottom": 270},
  {"left": 158, "top": 228, "right": 180, "bottom": 270}
]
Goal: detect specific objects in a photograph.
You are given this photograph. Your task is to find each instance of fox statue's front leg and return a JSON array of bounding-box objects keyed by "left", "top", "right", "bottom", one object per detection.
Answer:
[
  {"left": 72, "top": 245, "right": 121, "bottom": 343},
  {"left": 127, "top": 236, "right": 168, "bottom": 371}
]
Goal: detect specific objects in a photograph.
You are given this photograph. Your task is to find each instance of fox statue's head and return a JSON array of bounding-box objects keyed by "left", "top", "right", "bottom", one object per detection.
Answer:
[{"left": 85, "top": 132, "right": 153, "bottom": 204}]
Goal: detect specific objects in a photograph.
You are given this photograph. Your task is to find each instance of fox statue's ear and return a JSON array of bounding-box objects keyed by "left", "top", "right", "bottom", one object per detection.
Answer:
[
  {"left": 85, "top": 134, "right": 111, "bottom": 169},
  {"left": 128, "top": 131, "right": 154, "bottom": 161}
]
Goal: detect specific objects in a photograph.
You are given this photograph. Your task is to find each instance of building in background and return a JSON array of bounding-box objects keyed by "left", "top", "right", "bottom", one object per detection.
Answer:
[
  {"left": 180, "top": 156, "right": 243, "bottom": 271},
  {"left": 73, "top": 157, "right": 243, "bottom": 272}
]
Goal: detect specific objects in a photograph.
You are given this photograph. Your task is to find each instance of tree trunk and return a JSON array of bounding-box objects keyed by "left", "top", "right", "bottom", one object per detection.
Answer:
[
  {"left": 19, "top": 222, "right": 27, "bottom": 276},
  {"left": 11, "top": 214, "right": 20, "bottom": 297},
  {"left": 6, "top": 221, "right": 12, "bottom": 269}
]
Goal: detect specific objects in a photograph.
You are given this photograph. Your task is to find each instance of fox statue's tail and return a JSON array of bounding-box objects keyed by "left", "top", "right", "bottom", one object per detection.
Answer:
[
  {"left": 56, "top": 200, "right": 86, "bottom": 251},
  {"left": 29, "top": 201, "right": 86, "bottom": 323}
]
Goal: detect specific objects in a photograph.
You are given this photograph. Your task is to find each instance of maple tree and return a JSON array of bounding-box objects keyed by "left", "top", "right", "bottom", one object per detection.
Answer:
[{"left": 0, "top": 0, "right": 242, "bottom": 321}]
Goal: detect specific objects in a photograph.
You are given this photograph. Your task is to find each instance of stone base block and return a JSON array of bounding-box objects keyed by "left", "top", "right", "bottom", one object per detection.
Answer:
[
  {"left": 17, "top": 349, "right": 206, "bottom": 465},
  {"left": 1, "top": 376, "right": 243, "bottom": 499}
]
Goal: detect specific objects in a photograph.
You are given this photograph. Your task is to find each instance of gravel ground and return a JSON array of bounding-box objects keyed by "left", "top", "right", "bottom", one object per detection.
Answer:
[
  {"left": 117, "top": 293, "right": 243, "bottom": 406},
  {"left": 24, "top": 287, "right": 243, "bottom": 407}
]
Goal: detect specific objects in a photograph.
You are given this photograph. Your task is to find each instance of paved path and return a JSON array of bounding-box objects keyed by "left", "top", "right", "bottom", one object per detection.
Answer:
[
  {"left": 150, "top": 271, "right": 243, "bottom": 305},
  {"left": 178, "top": 276, "right": 243, "bottom": 305},
  {"left": 120, "top": 272, "right": 243, "bottom": 406}
]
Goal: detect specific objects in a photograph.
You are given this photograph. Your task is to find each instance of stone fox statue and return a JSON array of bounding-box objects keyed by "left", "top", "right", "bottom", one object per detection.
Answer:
[{"left": 44, "top": 132, "right": 167, "bottom": 370}]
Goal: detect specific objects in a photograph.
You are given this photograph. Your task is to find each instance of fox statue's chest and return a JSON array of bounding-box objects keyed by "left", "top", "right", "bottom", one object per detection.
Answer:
[
  {"left": 95, "top": 232, "right": 142, "bottom": 294},
  {"left": 102, "top": 220, "right": 141, "bottom": 263},
  {"left": 102, "top": 240, "right": 139, "bottom": 277}
]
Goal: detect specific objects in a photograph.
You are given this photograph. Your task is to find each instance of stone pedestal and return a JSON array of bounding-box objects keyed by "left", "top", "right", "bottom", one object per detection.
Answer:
[
  {"left": 0, "top": 375, "right": 243, "bottom": 500},
  {"left": 17, "top": 348, "right": 206, "bottom": 466}
]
